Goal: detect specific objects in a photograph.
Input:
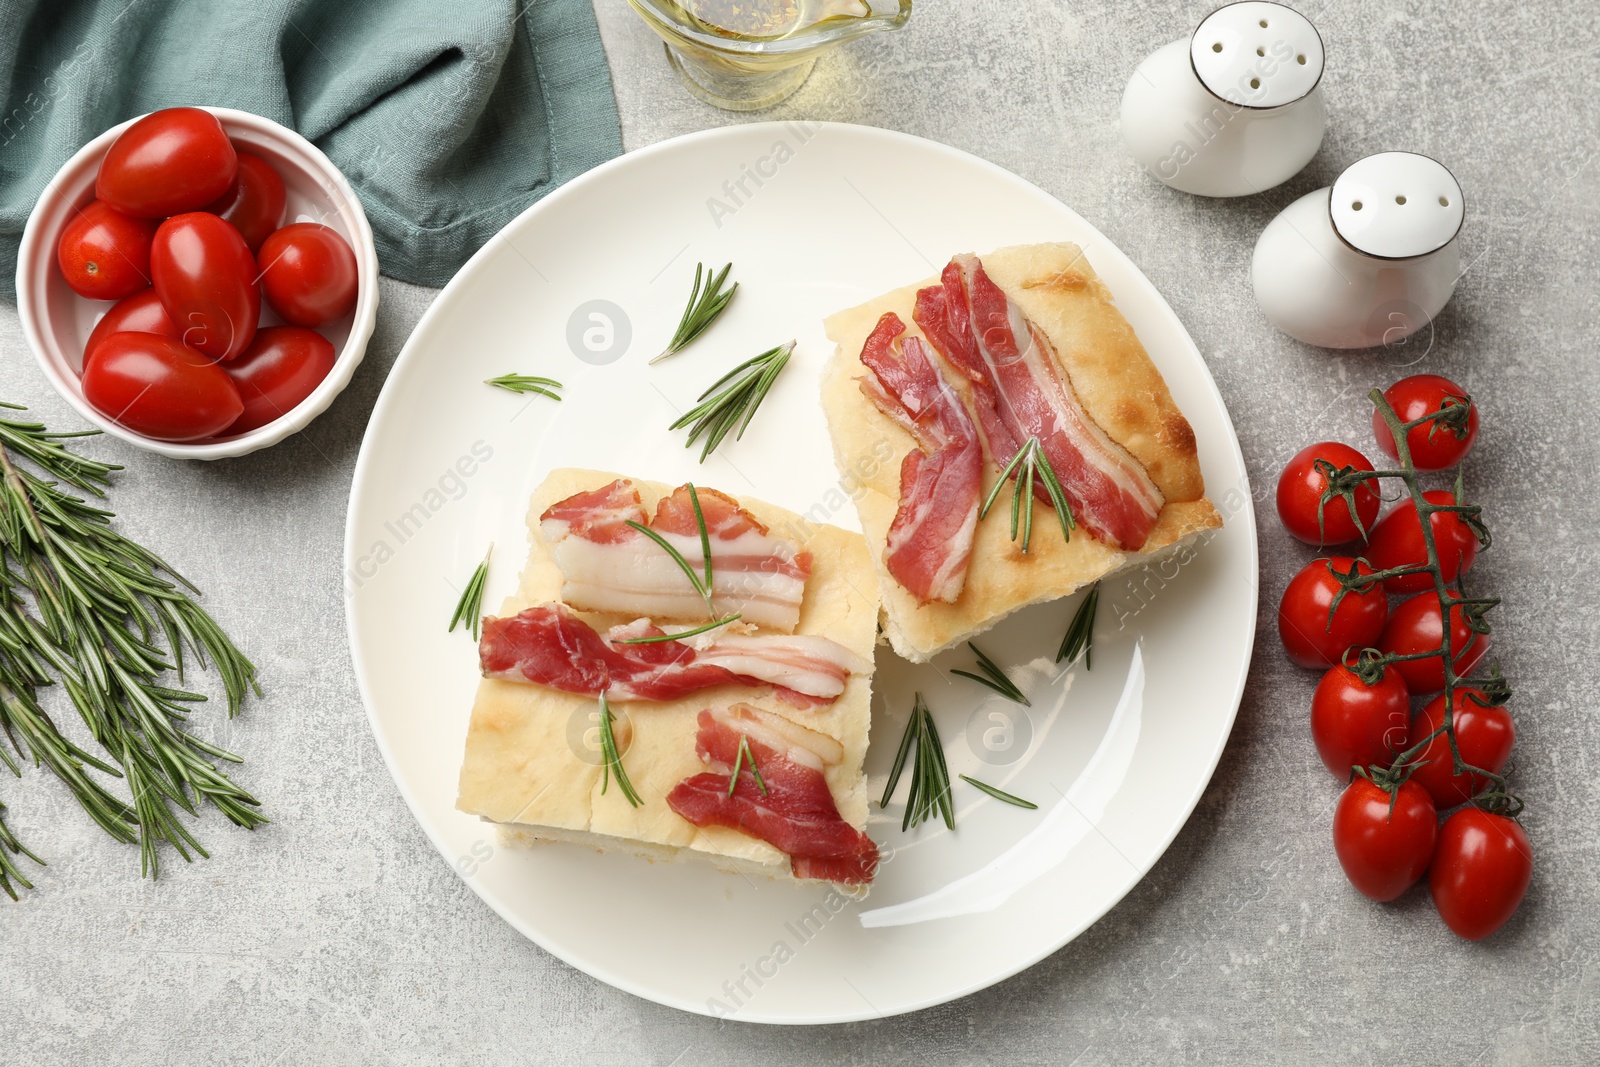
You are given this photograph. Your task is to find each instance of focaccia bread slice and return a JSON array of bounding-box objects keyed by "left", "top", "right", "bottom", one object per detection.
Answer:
[
  {"left": 455, "top": 468, "right": 880, "bottom": 889},
  {"left": 821, "top": 243, "right": 1222, "bottom": 663}
]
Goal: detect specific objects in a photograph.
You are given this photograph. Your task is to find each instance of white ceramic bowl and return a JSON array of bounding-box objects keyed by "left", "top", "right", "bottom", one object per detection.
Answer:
[{"left": 16, "top": 106, "right": 379, "bottom": 460}]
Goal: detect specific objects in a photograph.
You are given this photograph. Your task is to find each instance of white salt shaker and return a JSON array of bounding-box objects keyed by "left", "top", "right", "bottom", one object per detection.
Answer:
[
  {"left": 1252, "top": 152, "right": 1465, "bottom": 349},
  {"left": 1120, "top": 1, "right": 1326, "bottom": 197}
]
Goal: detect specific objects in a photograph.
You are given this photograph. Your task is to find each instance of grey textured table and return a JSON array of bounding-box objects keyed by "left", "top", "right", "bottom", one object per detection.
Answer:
[{"left": 4, "top": 1, "right": 1598, "bottom": 1062}]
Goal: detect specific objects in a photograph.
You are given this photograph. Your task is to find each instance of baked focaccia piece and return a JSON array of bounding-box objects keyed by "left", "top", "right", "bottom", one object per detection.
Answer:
[
  {"left": 456, "top": 469, "right": 882, "bottom": 890},
  {"left": 821, "top": 243, "right": 1222, "bottom": 663}
]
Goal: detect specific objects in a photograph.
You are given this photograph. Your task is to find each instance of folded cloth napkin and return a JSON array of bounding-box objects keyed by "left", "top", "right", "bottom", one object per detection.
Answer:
[{"left": 0, "top": 0, "right": 623, "bottom": 299}]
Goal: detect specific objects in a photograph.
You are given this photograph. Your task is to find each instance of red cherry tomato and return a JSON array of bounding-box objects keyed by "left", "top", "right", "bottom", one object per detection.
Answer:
[
  {"left": 1377, "top": 590, "right": 1490, "bottom": 696},
  {"left": 1332, "top": 777, "right": 1438, "bottom": 902},
  {"left": 1430, "top": 808, "right": 1531, "bottom": 940},
  {"left": 223, "top": 326, "right": 337, "bottom": 435},
  {"left": 150, "top": 212, "right": 260, "bottom": 362},
  {"left": 1278, "top": 557, "right": 1388, "bottom": 669},
  {"left": 1365, "top": 490, "right": 1481, "bottom": 595},
  {"left": 1372, "top": 374, "right": 1479, "bottom": 471},
  {"left": 95, "top": 107, "right": 237, "bottom": 218},
  {"left": 257, "top": 223, "right": 358, "bottom": 327},
  {"left": 84, "top": 289, "right": 181, "bottom": 365},
  {"left": 56, "top": 200, "right": 157, "bottom": 301},
  {"left": 1276, "top": 442, "right": 1381, "bottom": 546},
  {"left": 204, "top": 151, "right": 287, "bottom": 252},
  {"left": 1311, "top": 660, "right": 1411, "bottom": 779},
  {"left": 1408, "top": 689, "right": 1515, "bottom": 809},
  {"left": 81, "top": 332, "right": 243, "bottom": 442}
]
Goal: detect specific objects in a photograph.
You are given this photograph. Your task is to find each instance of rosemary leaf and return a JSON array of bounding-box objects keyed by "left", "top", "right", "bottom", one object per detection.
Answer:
[
  {"left": 597, "top": 694, "right": 641, "bottom": 807},
  {"left": 625, "top": 519, "right": 713, "bottom": 615},
  {"left": 652, "top": 262, "right": 738, "bottom": 364},
  {"left": 959, "top": 775, "right": 1038, "bottom": 810},
  {"left": 448, "top": 545, "right": 492, "bottom": 641},
  {"left": 978, "top": 437, "right": 1074, "bottom": 553},
  {"left": 884, "top": 693, "right": 954, "bottom": 832},
  {"left": 485, "top": 374, "right": 563, "bottom": 401},
  {"left": 0, "top": 405, "right": 263, "bottom": 886},
  {"left": 669, "top": 342, "right": 794, "bottom": 462},
  {"left": 0, "top": 797, "right": 44, "bottom": 900},
  {"left": 1056, "top": 583, "right": 1100, "bottom": 668},
  {"left": 951, "top": 641, "right": 1031, "bottom": 706},
  {"left": 613, "top": 614, "right": 741, "bottom": 645},
  {"left": 728, "top": 735, "right": 769, "bottom": 798}
]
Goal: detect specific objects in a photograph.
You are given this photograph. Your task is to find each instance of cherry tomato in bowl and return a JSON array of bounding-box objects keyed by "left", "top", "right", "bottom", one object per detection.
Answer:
[
  {"left": 1430, "top": 808, "right": 1531, "bottom": 940},
  {"left": 1372, "top": 375, "right": 1479, "bottom": 471},
  {"left": 1276, "top": 442, "right": 1381, "bottom": 545},
  {"left": 1408, "top": 689, "right": 1515, "bottom": 809},
  {"left": 204, "top": 150, "right": 287, "bottom": 252},
  {"left": 95, "top": 106, "right": 237, "bottom": 218},
  {"left": 223, "top": 326, "right": 338, "bottom": 435},
  {"left": 151, "top": 212, "right": 260, "bottom": 361},
  {"left": 1365, "top": 490, "right": 1480, "bottom": 594},
  {"left": 1278, "top": 556, "right": 1388, "bottom": 669},
  {"left": 81, "top": 332, "right": 243, "bottom": 442},
  {"left": 56, "top": 200, "right": 157, "bottom": 301},
  {"left": 84, "top": 289, "right": 181, "bottom": 364},
  {"left": 1332, "top": 777, "right": 1438, "bottom": 902},
  {"left": 1310, "top": 660, "right": 1410, "bottom": 779},
  {"left": 258, "top": 223, "right": 359, "bottom": 327},
  {"left": 1377, "top": 590, "right": 1490, "bottom": 695}
]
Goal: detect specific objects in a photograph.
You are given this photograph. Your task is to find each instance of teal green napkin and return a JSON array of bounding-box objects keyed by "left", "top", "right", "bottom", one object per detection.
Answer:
[{"left": 0, "top": 0, "right": 623, "bottom": 299}]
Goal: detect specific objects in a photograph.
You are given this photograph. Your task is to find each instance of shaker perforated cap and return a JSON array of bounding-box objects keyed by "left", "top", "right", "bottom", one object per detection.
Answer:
[
  {"left": 1330, "top": 152, "right": 1465, "bottom": 259},
  {"left": 1191, "top": 2, "right": 1324, "bottom": 108}
]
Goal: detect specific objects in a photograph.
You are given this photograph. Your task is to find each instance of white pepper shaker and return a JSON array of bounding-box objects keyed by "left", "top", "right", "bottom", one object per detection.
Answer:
[
  {"left": 1120, "top": 1, "right": 1326, "bottom": 197},
  {"left": 1252, "top": 152, "right": 1465, "bottom": 349}
]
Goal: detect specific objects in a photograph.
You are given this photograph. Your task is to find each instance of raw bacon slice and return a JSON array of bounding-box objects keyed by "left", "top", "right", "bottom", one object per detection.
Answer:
[
  {"left": 541, "top": 481, "right": 812, "bottom": 632},
  {"left": 479, "top": 604, "right": 866, "bottom": 705},
  {"left": 913, "top": 256, "right": 1165, "bottom": 551},
  {"left": 855, "top": 312, "right": 983, "bottom": 604},
  {"left": 667, "top": 705, "right": 879, "bottom": 885}
]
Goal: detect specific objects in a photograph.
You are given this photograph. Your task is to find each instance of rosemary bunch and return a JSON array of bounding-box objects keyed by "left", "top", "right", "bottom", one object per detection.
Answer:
[{"left": 0, "top": 404, "right": 263, "bottom": 890}]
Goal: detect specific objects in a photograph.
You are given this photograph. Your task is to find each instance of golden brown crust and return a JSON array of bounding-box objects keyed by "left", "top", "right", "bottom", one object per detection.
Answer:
[
  {"left": 455, "top": 469, "right": 879, "bottom": 880},
  {"left": 821, "top": 243, "right": 1222, "bottom": 662}
]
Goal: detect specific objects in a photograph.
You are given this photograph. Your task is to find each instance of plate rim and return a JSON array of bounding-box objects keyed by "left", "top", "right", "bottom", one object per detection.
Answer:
[{"left": 343, "top": 120, "right": 1259, "bottom": 1024}]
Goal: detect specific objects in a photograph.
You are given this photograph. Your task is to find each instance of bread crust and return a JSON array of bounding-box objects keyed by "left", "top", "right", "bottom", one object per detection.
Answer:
[
  {"left": 455, "top": 469, "right": 880, "bottom": 883},
  {"left": 821, "top": 243, "right": 1223, "bottom": 662}
]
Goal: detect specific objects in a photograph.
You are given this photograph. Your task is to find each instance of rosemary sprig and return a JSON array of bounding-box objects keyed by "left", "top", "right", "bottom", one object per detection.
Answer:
[
  {"left": 613, "top": 614, "right": 741, "bottom": 645},
  {"left": 670, "top": 341, "right": 794, "bottom": 462},
  {"left": 978, "top": 436, "right": 1075, "bottom": 553},
  {"left": 950, "top": 641, "right": 1031, "bottom": 705},
  {"left": 0, "top": 798, "right": 43, "bottom": 900},
  {"left": 652, "top": 262, "right": 738, "bottom": 364},
  {"left": 624, "top": 484, "right": 723, "bottom": 620},
  {"left": 959, "top": 775, "right": 1038, "bottom": 810},
  {"left": 448, "top": 545, "right": 492, "bottom": 641},
  {"left": 485, "top": 374, "right": 563, "bottom": 401},
  {"left": 879, "top": 693, "right": 953, "bottom": 831},
  {"left": 728, "top": 735, "right": 769, "bottom": 798},
  {"left": 1056, "top": 583, "right": 1099, "bottom": 668},
  {"left": 0, "top": 403, "right": 264, "bottom": 887},
  {"left": 596, "top": 693, "right": 641, "bottom": 807}
]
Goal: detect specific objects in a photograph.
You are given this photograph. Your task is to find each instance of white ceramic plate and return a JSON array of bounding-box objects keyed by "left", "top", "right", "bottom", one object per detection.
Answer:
[{"left": 345, "top": 122, "right": 1257, "bottom": 1024}]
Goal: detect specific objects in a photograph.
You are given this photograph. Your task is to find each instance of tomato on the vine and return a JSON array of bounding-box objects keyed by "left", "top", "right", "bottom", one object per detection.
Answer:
[
  {"left": 257, "top": 223, "right": 358, "bottom": 327},
  {"left": 224, "top": 326, "right": 337, "bottom": 435},
  {"left": 56, "top": 200, "right": 157, "bottom": 301},
  {"left": 1276, "top": 442, "right": 1381, "bottom": 545},
  {"left": 95, "top": 107, "right": 237, "bottom": 218},
  {"left": 1407, "top": 688, "right": 1515, "bottom": 809},
  {"left": 81, "top": 332, "right": 243, "bottom": 441},
  {"left": 204, "top": 151, "right": 287, "bottom": 252},
  {"left": 1278, "top": 556, "right": 1388, "bottom": 669},
  {"left": 1332, "top": 778, "right": 1438, "bottom": 902},
  {"left": 150, "top": 212, "right": 260, "bottom": 362},
  {"left": 1372, "top": 374, "right": 1479, "bottom": 470},
  {"left": 1311, "top": 660, "right": 1410, "bottom": 779},
  {"left": 1377, "top": 590, "right": 1489, "bottom": 695},
  {"left": 1366, "top": 490, "right": 1480, "bottom": 594},
  {"left": 1430, "top": 807, "right": 1531, "bottom": 940}
]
